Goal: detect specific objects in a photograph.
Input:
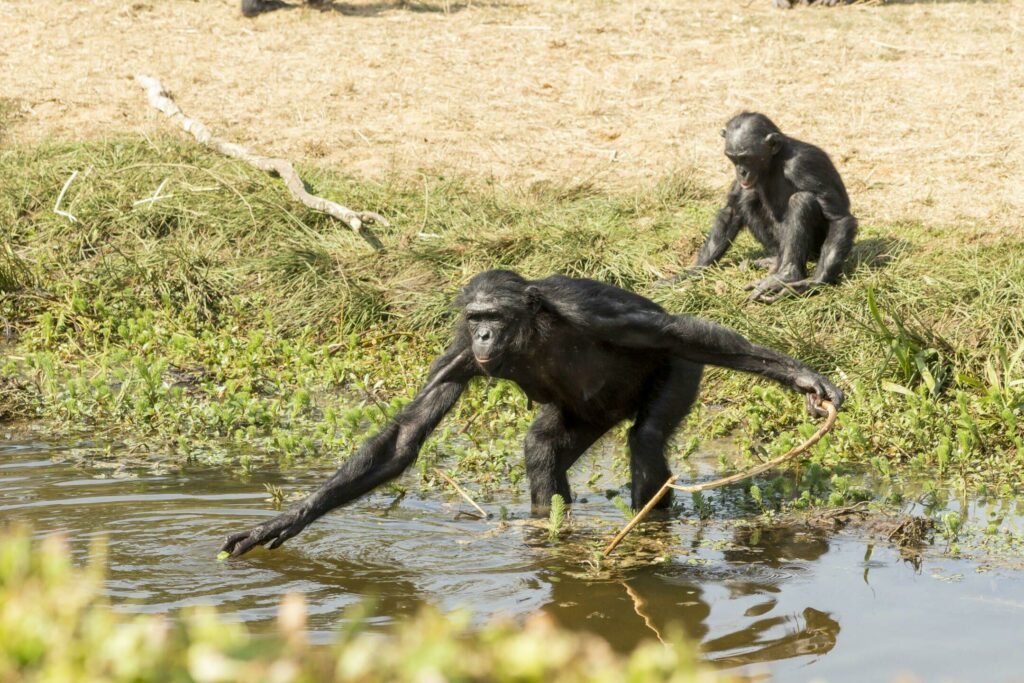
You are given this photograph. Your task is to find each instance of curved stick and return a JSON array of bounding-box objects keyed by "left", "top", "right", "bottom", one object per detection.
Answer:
[
  {"left": 134, "top": 75, "right": 387, "bottom": 245},
  {"left": 602, "top": 401, "right": 838, "bottom": 557}
]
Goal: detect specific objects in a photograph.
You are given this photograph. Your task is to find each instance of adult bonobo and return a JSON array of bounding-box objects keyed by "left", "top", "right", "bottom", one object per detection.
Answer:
[
  {"left": 679, "top": 112, "right": 857, "bottom": 304},
  {"left": 221, "top": 270, "right": 843, "bottom": 557}
]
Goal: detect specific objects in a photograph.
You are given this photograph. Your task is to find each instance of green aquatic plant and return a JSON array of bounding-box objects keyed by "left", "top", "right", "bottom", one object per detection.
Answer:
[
  {"left": 612, "top": 495, "right": 634, "bottom": 521},
  {"left": 548, "top": 494, "right": 567, "bottom": 541}
]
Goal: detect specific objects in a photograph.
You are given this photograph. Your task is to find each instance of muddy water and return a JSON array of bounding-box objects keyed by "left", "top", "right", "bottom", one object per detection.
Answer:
[{"left": 3, "top": 434, "right": 1024, "bottom": 683}]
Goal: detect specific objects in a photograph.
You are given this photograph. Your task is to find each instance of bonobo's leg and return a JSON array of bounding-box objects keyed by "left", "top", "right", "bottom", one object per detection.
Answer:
[
  {"left": 810, "top": 214, "right": 857, "bottom": 286},
  {"left": 747, "top": 192, "right": 822, "bottom": 303},
  {"left": 241, "top": 0, "right": 287, "bottom": 16},
  {"left": 628, "top": 359, "right": 703, "bottom": 509},
  {"left": 776, "top": 192, "right": 821, "bottom": 281},
  {"left": 524, "top": 406, "right": 609, "bottom": 512}
]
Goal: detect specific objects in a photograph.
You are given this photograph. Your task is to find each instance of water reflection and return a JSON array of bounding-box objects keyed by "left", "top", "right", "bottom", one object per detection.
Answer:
[{"left": 542, "top": 523, "right": 839, "bottom": 669}]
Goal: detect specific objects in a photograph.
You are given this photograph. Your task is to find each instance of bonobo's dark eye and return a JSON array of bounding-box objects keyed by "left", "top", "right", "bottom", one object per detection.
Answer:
[{"left": 467, "top": 311, "right": 501, "bottom": 325}]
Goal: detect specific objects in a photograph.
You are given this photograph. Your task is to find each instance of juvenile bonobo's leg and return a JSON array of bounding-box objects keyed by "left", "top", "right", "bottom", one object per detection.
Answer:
[
  {"left": 809, "top": 214, "right": 857, "bottom": 286},
  {"left": 747, "top": 192, "right": 821, "bottom": 303},
  {"left": 524, "top": 406, "right": 609, "bottom": 512},
  {"left": 628, "top": 360, "right": 702, "bottom": 509}
]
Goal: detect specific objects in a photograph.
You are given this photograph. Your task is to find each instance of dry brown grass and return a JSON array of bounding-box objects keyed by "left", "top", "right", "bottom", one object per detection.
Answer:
[{"left": 1, "top": 0, "right": 1022, "bottom": 235}]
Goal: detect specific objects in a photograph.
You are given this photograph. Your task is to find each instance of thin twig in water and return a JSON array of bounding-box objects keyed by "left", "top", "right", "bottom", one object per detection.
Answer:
[
  {"left": 434, "top": 468, "right": 488, "bottom": 519},
  {"left": 53, "top": 170, "right": 79, "bottom": 223},
  {"left": 603, "top": 401, "right": 839, "bottom": 557},
  {"left": 134, "top": 75, "right": 387, "bottom": 249}
]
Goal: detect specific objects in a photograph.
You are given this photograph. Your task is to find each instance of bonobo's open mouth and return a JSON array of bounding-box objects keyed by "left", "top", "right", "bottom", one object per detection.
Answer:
[
  {"left": 739, "top": 179, "right": 754, "bottom": 189},
  {"left": 474, "top": 354, "right": 499, "bottom": 367}
]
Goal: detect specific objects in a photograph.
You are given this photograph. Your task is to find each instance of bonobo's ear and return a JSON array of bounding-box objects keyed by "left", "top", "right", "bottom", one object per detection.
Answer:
[
  {"left": 720, "top": 128, "right": 727, "bottom": 138},
  {"left": 765, "top": 132, "right": 784, "bottom": 154},
  {"left": 523, "top": 285, "right": 545, "bottom": 314}
]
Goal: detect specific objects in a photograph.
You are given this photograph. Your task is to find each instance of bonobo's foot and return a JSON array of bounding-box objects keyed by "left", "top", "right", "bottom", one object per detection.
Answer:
[
  {"left": 221, "top": 508, "right": 311, "bottom": 557},
  {"left": 241, "top": 0, "right": 288, "bottom": 16},
  {"left": 744, "top": 276, "right": 823, "bottom": 304},
  {"left": 793, "top": 370, "right": 844, "bottom": 417}
]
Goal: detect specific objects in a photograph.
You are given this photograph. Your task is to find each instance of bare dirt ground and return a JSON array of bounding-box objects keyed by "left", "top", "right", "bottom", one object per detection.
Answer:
[{"left": 1, "top": 0, "right": 1022, "bottom": 234}]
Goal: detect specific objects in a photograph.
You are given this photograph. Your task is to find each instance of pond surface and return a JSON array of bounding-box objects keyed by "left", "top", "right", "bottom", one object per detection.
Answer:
[{"left": 3, "top": 432, "right": 1024, "bottom": 682}]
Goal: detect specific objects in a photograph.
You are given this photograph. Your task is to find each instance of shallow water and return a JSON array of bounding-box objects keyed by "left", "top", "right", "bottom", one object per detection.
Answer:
[{"left": 3, "top": 433, "right": 1024, "bottom": 682}]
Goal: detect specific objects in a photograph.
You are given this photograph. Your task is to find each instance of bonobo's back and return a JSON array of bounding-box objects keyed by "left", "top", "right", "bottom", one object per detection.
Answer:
[{"left": 533, "top": 274, "right": 667, "bottom": 329}]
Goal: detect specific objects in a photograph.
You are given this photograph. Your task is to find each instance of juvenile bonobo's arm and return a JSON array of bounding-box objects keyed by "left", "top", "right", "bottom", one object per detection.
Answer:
[
  {"left": 693, "top": 197, "right": 744, "bottom": 270},
  {"left": 220, "top": 344, "right": 477, "bottom": 558}
]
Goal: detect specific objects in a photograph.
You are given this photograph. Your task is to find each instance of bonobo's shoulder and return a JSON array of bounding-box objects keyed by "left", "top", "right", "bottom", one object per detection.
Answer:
[
  {"left": 781, "top": 137, "right": 844, "bottom": 190},
  {"left": 533, "top": 275, "right": 666, "bottom": 316}
]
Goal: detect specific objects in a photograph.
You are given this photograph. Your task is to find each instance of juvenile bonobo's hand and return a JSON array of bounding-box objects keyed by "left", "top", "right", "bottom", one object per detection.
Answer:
[
  {"left": 655, "top": 266, "right": 705, "bottom": 287},
  {"left": 220, "top": 508, "right": 311, "bottom": 558},
  {"left": 745, "top": 277, "right": 823, "bottom": 304},
  {"left": 793, "top": 371, "right": 844, "bottom": 417}
]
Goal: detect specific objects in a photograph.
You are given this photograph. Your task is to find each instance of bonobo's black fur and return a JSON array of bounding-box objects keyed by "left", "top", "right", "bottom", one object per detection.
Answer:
[
  {"left": 774, "top": 0, "right": 854, "bottom": 7},
  {"left": 683, "top": 112, "right": 857, "bottom": 304},
  {"left": 241, "top": 0, "right": 325, "bottom": 17},
  {"left": 221, "top": 270, "right": 844, "bottom": 557}
]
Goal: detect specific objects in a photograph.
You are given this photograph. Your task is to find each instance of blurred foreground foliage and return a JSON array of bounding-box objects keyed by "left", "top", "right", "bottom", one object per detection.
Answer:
[{"left": 0, "top": 527, "right": 726, "bottom": 683}]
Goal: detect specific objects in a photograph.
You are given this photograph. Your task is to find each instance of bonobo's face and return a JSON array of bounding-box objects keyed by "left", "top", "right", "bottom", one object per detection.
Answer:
[
  {"left": 725, "top": 146, "right": 772, "bottom": 190},
  {"left": 458, "top": 270, "right": 537, "bottom": 373},
  {"left": 464, "top": 301, "right": 513, "bottom": 369},
  {"left": 722, "top": 117, "right": 783, "bottom": 190}
]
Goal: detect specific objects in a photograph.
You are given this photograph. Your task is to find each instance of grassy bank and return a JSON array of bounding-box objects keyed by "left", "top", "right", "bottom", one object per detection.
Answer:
[
  {"left": 1, "top": 134, "right": 1023, "bottom": 509},
  {"left": 0, "top": 527, "right": 720, "bottom": 682}
]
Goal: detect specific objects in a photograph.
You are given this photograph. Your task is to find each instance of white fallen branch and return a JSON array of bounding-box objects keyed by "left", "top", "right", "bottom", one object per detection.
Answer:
[
  {"left": 53, "top": 170, "right": 79, "bottom": 223},
  {"left": 134, "top": 74, "right": 387, "bottom": 241}
]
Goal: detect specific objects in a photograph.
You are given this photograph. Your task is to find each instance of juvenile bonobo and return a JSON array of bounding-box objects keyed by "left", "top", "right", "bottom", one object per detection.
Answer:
[
  {"left": 680, "top": 112, "right": 857, "bottom": 304},
  {"left": 221, "top": 270, "right": 843, "bottom": 557}
]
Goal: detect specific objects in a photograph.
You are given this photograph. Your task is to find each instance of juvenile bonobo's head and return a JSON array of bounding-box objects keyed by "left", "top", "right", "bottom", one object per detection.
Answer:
[
  {"left": 457, "top": 270, "right": 542, "bottom": 371},
  {"left": 721, "top": 112, "right": 785, "bottom": 190}
]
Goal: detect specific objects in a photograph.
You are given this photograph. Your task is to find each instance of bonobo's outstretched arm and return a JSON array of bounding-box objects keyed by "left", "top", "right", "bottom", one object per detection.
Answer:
[
  {"left": 221, "top": 344, "right": 478, "bottom": 558},
  {"left": 541, "top": 280, "right": 843, "bottom": 415},
  {"left": 694, "top": 194, "right": 744, "bottom": 270}
]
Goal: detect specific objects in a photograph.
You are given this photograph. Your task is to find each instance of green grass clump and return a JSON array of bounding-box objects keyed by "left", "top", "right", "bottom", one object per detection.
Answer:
[{"left": 1, "top": 134, "right": 1022, "bottom": 506}]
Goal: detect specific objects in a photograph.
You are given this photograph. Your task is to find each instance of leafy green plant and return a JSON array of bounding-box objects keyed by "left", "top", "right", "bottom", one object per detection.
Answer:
[{"left": 548, "top": 493, "right": 567, "bottom": 541}]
